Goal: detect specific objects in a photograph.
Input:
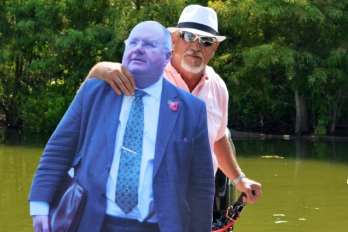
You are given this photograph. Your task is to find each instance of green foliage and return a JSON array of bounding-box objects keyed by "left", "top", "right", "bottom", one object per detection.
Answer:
[
  {"left": 0, "top": 0, "right": 347, "bottom": 136},
  {"left": 210, "top": 0, "right": 348, "bottom": 134},
  {"left": 0, "top": 0, "right": 115, "bottom": 133},
  {"left": 20, "top": 88, "right": 69, "bottom": 135},
  {"left": 0, "top": 0, "right": 186, "bottom": 135}
]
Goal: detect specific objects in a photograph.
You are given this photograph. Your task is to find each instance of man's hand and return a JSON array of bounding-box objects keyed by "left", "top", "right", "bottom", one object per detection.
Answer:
[
  {"left": 236, "top": 177, "right": 262, "bottom": 204},
  {"left": 214, "top": 135, "right": 262, "bottom": 204},
  {"left": 32, "top": 215, "right": 50, "bottom": 232},
  {"left": 87, "top": 61, "right": 135, "bottom": 95}
]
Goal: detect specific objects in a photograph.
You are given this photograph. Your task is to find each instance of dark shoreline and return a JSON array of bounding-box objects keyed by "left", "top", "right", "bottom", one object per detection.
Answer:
[
  {"left": 230, "top": 129, "right": 348, "bottom": 142},
  {"left": 1, "top": 126, "right": 348, "bottom": 144}
]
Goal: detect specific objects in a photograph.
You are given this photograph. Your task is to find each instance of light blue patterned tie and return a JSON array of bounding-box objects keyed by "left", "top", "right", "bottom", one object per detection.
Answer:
[{"left": 115, "top": 90, "right": 145, "bottom": 213}]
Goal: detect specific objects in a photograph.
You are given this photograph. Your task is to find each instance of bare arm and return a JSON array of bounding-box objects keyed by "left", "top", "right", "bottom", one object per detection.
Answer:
[
  {"left": 86, "top": 61, "right": 135, "bottom": 95},
  {"left": 214, "top": 134, "right": 262, "bottom": 204}
]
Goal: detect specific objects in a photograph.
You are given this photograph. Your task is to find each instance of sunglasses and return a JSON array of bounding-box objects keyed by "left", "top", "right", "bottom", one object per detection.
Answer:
[{"left": 179, "top": 31, "right": 217, "bottom": 47}]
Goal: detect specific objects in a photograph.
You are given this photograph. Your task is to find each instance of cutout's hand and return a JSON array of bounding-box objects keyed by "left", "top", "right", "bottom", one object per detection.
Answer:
[{"left": 32, "top": 215, "right": 50, "bottom": 232}]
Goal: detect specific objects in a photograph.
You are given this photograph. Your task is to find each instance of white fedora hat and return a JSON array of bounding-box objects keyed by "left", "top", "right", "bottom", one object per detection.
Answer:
[{"left": 168, "top": 5, "right": 226, "bottom": 42}]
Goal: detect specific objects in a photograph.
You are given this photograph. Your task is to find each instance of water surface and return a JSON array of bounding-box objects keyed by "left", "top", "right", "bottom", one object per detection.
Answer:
[
  {"left": 0, "top": 145, "right": 41, "bottom": 232},
  {"left": 0, "top": 139, "right": 347, "bottom": 231},
  {"left": 234, "top": 139, "right": 348, "bottom": 232}
]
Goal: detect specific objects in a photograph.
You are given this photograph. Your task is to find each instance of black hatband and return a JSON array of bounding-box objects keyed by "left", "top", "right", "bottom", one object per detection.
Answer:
[{"left": 177, "top": 22, "right": 219, "bottom": 35}]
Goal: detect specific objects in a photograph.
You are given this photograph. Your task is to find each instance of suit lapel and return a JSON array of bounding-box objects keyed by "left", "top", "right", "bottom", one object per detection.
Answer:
[
  {"left": 105, "top": 92, "right": 123, "bottom": 158},
  {"left": 153, "top": 80, "right": 180, "bottom": 177}
]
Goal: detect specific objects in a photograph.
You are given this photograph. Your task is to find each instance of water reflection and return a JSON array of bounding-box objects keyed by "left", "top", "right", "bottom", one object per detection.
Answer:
[{"left": 235, "top": 138, "right": 348, "bottom": 163}]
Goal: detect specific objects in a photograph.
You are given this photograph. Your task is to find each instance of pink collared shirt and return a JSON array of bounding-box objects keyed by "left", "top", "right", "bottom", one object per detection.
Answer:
[{"left": 164, "top": 63, "right": 229, "bottom": 172}]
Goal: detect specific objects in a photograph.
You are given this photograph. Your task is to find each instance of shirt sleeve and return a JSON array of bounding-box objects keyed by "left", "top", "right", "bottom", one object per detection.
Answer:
[
  {"left": 29, "top": 201, "right": 49, "bottom": 216},
  {"left": 216, "top": 79, "right": 229, "bottom": 141}
]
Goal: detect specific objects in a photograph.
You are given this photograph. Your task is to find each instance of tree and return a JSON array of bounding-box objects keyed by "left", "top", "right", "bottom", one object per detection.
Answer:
[
  {"left": 210, "top": 0, "right": 348, "bottom": 135},
  {"left": 0, "top": 0, "right": 347, "bottom": 137}
]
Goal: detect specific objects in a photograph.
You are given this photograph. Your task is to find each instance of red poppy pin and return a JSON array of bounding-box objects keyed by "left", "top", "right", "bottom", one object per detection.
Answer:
[{"left": 168, "top": 100, "right": 179, "bottom": 112}]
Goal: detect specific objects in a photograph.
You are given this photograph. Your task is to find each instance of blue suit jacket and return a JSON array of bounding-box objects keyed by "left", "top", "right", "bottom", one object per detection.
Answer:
[{"left": 29, "top": 79, "right": 214, "bottom": 232}]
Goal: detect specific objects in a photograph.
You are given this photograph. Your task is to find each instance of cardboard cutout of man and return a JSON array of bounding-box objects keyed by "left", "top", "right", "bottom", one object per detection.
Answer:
[{"left": 30, "top": 21, "right": 214, "bottom": 232}]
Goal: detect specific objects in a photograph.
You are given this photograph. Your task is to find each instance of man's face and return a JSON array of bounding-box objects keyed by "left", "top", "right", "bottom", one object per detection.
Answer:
[
  {"left": 171, "top": 31, "right": 219, "bottom": 75},
  {"left": 122, "top": 22, "right": 170, "bottom": 88}
]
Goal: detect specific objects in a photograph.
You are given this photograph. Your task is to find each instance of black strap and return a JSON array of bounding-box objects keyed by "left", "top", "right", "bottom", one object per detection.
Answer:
[{"left": 177, "top": 22, "right": 219, "bottom": 35}]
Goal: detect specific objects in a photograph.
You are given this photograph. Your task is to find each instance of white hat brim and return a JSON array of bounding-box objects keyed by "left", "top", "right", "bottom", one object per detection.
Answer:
[{"left": 168, "top": 27, "right": 226, "bottom": 42}]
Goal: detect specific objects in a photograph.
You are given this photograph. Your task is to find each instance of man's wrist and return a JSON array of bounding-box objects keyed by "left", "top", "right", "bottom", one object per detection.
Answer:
[
  {"left": 87, "top": 62, "right": 104, "bottom": 79},
  {"left": 232, "top": 172, "right": 246, "bottom": 185}
]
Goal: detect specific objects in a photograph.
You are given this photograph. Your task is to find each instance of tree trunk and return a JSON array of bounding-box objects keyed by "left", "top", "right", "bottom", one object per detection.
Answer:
[
  {"left": 135, "top": 0, "right": 141, "bottom": 10},
  {"left": 329, "top": 89, "right": 342, "bottom": 134},
  {"left": 294, "top": 89, "right": 308, "bottom": 135},
  {"left": 329, "top": 104, "right": 338, "bottom": 135},
  {"left": 6, "top": 55, "right": 23, "bottom": 129},
  {"left": 259, "top": 112, "right": 264, "bottom": 133}
]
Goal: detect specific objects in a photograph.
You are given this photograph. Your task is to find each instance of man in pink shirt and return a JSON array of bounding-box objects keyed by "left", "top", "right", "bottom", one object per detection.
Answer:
[{"left": 87, "top": 5, "right": 262, "bottom": 203}]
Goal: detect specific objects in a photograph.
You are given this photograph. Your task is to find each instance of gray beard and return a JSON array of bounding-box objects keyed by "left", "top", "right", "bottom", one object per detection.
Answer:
[{"left": 180, "top": 59, "right": 205, "bottom": 74}]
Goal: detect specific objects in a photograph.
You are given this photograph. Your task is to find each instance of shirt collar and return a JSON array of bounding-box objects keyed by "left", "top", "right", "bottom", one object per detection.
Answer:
[
  {"left": 166, "top": 62, "right": 209, "bottom": 93},
  {"left": 167, "top": 62, "right": 210, "bottom": 81},
  {"left": 136, "top": 77, "right": 163, "bottom": 101}
]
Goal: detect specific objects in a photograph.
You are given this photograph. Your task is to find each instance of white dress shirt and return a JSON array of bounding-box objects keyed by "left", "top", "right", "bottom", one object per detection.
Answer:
[
  {"left": 30, "top": 78, "right": 163, "bottom": 222},
  {"left": 106, "top": 78, "right": 162, "bottom": 222}
]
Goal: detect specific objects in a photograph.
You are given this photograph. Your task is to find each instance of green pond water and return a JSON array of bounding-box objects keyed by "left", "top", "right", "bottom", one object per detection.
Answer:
[{"left": 0, "top": 139, "right": 347, "bottom": 232}]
